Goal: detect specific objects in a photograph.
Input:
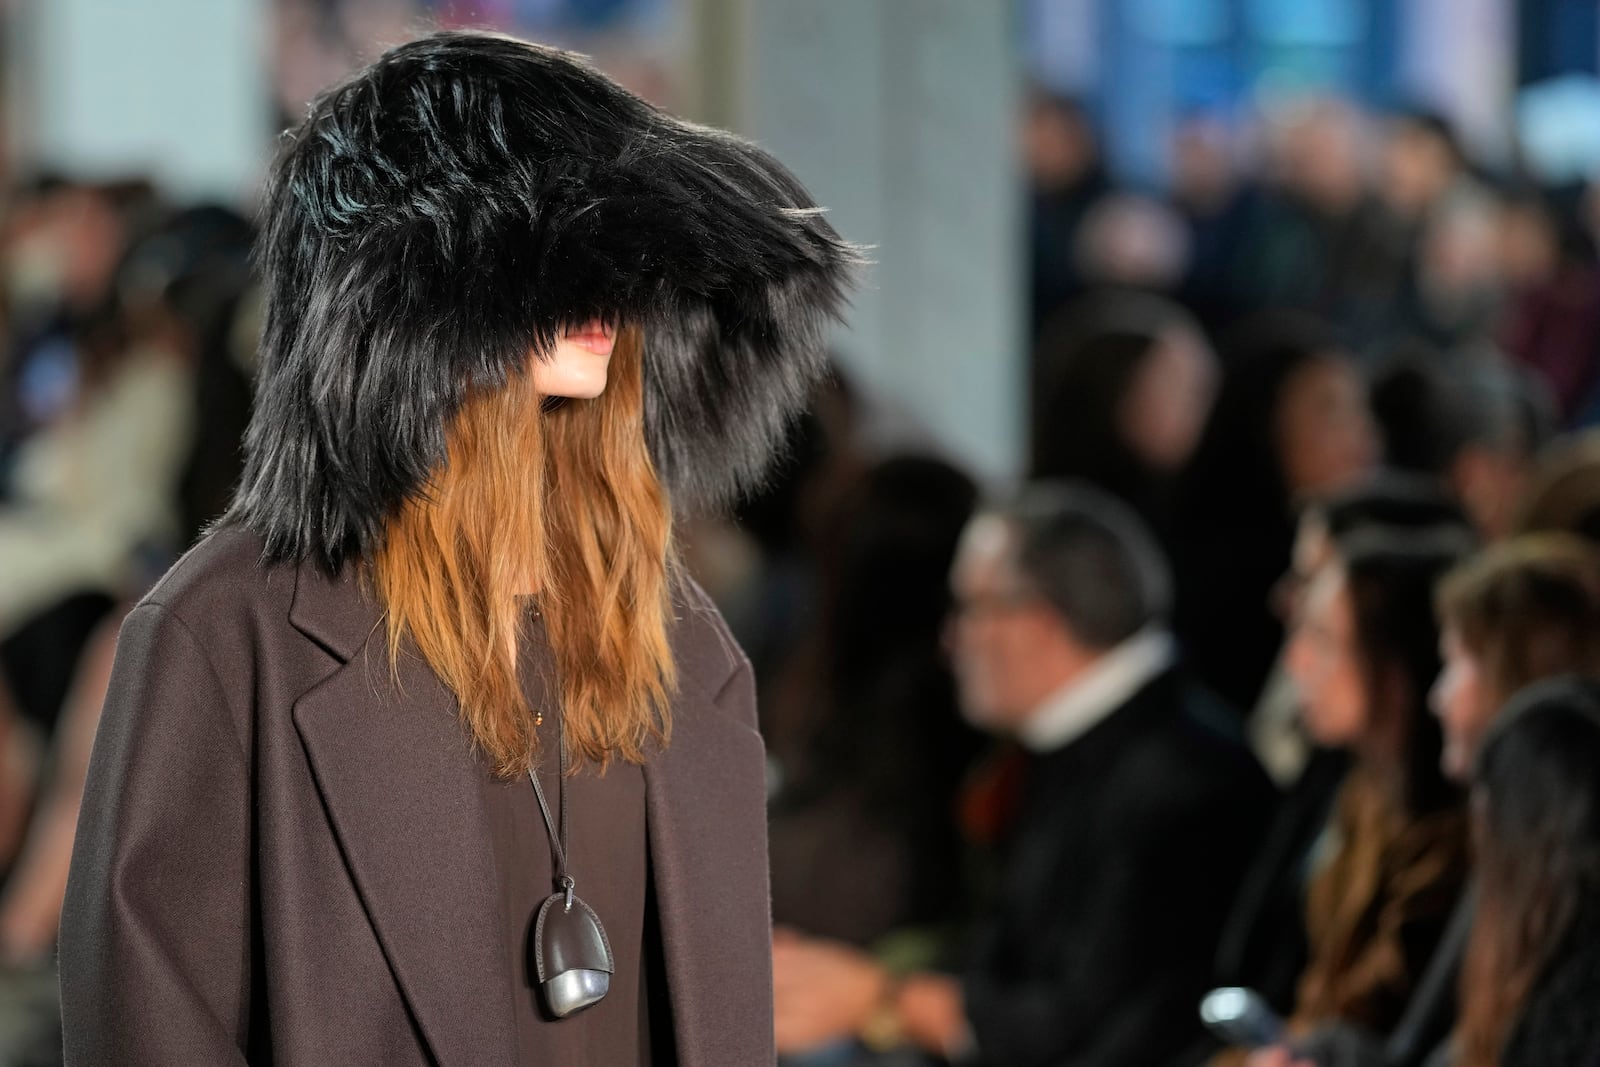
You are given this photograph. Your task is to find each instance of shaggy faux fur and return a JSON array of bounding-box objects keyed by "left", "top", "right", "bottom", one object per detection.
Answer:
[{"left": 224, "top": 31, "right": 860, "bottom": 571}]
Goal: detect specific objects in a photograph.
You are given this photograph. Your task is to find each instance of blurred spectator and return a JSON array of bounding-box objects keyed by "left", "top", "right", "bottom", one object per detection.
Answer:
[
  {"left": 152, "top": 205, "right": 258, "bottom": 541},
  {"left": 1024, "top": 91, "right": 1112, "bottom": 333},
  {"left": 1255, "top": 473, "right": 1470, "bottom": 780},
  {"left": 0, "top": 192, "right": 194, "bottom": 779},
  {"left": 0, "top": 200, "right": 257, "bottom": 731},
  {"left": 1174, "top": 313, "right": 1379, "bottom": 712},
  {"left": 765, "top": 455, "right": 985, "bottom": 947},
  {"left": 1497, "top": 191, "right": 1600, "bottom": 423},
  {"left": 774, "top": 482, "right": 1274, "bottom": 1067},
  {"left": 1216, "top": 476, "right": 1465, "bottom": 1017},
  {"left": 1432, "top": 534, "right": 1600, "bottom": 782},
  {"left": 1268, "top": 533, "right": 1600, "bottom": 1067},
  {"left": 1370, "top": 345, "right": 1555, "bottom": 539},
  {"left": 1377, "top": 112, "right": 1473, "bottom": 230},
  {"left": 1275, "top": 476, "right": 1471, "bottom": 642},
  {"left": 1169, "top": 110, "right": 1258, "bottom": 334},
  {"left": 1071, "top": 193, "right": 1191, "bottom": 295},
  {"left": 1030, "top": 293, "right": 1216, "bottom": 546},
  {"left": 1455, "top": 677, "right": 1600, "bottom": 1066},
  {"left": 1516, "top": 429, "right": 1600, "bottom": 542},
  {"left": 1396, "top": 189, "right": 1504, "bottom": 350},
  {"left": 1230, "top": 531, "right": 1470, "bottom": 1066},
  {"left": 1214, "top": 476, "right": 1471, "bottom": 1032},
  {"left": 0, "top": 179, "right": 162, "bottom": 458},
  {"left": 0, "top": 197, "right": 257, "bottom": 1065},
  {"left": 1374, "top": 111, "right": 1503, "bottom": 354},
  {"left": 701, "top": 368, "right": 866, "bottom": 691},
  {"left": 1237, "top": 99, "right": 1403, "bottom": 347}
]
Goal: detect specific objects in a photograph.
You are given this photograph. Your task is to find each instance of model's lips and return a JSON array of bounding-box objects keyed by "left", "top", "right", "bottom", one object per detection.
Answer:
[{"left": 564, "top": 321, "right": 616, "bottom": 356}]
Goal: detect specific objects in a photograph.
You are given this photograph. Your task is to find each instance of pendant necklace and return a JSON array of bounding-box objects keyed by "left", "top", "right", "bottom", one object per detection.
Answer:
[{"left": 527, "top": 716, "right": 614, "bottom": 1018}]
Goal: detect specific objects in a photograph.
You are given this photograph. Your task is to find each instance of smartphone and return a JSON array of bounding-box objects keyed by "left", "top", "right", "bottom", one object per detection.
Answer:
[{"left": 1199, "top": 986, "right": 1287, "bottom": 1048}]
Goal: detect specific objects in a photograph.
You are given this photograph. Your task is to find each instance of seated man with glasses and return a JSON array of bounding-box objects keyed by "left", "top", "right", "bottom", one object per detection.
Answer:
[{"left": 775, "top": 481, "right": 1277, "bottom": 1067}]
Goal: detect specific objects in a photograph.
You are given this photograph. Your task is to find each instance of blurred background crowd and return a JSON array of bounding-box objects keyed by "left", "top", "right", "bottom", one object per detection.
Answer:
[{"left": 5, "top": 0, "right": 1600, "bottom": 1065}]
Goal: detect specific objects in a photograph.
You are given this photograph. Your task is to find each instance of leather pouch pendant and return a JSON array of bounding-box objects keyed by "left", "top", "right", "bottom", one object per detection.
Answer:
[{"left": 533, "top": 881, "right": 614, "bottom": 1018}]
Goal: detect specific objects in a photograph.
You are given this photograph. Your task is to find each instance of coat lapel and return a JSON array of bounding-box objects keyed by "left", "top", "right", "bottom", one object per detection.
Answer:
[
  {"left": 287, "top": 562, "right": 518, "bottom": 1067},
  {"left": 644, "top": 606, "right": 775, "bottom": 1066}
]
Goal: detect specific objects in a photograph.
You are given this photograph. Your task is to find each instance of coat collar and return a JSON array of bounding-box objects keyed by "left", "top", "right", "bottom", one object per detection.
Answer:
[
  {"left": 287, "top": 556, "right": 383, "bottom": 661},
  {"left": 286, "top": 558, "right": 770, "bottom": 1066}
]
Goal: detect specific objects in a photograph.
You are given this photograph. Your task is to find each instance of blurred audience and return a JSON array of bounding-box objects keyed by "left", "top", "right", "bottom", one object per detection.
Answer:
[
  {"left": 0, "top": 179, "right": 256, "bottom": 1065},
  {"left": 1238, "top": 99, "right": 1404, "bottom": 348},
  {"left": 702, "top": 368, "right": 867, "bottom": 689},
  {"left": 1225, "top": 531, "right": 1473, "bottom": 1067},
  {"left": 1030, "top": 293, "right": 1217, "bottom": 546},
  {"left": 1498, "top": 191, "right": 1600, "bottom": 423},
  {"left": 774, "top": 482, "right": 1274, "bottom": 1067},
  {"left": 1071, "top": 193, "right": 1192, "bottom": 296},
  {"left": 1214, "top": 476, "right": 1471, "bottom": 1031},
  {"left": 1248, "top": 474, "right": 1468, "bottom": 783},
  {"left": 1369, "top": 346, "right": 1554, "bottom": 539},
  {"left": 1258, "top": 533, "right": 1600, "bottom": 1067},
  {"left": 1169, "top": 110, "right": 1256, "bottom": 333},
  {"left": 765, "top": 455, "right": 985, "bottom": 947},
  {"left": 1173, "top": 312, "right": 1379, "bottom": 712},
  {"left": 1516, "top": 429, "right": 1600, "bottom": 541},
  {"left": 1433, "top": 534, "right": 1600, "bottom": 780},
  {"left": 1025, "top": 91, "right": 1111, "bottom": 333}
]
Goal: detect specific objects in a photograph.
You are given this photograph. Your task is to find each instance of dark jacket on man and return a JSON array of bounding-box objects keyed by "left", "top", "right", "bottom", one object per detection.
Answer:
[{"left": 962, "top": 667, "right": 1277, "bottom": 1066}]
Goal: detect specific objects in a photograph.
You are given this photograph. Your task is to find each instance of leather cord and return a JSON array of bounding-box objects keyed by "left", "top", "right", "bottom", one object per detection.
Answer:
[{"left": 528, "top": 720, "right": 576, "bottom": 907}]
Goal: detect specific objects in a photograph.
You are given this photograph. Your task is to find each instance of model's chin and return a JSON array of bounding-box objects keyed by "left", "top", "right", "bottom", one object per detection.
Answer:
[{"left": 537, "top": 374, "right": 610, "bottom": 401}]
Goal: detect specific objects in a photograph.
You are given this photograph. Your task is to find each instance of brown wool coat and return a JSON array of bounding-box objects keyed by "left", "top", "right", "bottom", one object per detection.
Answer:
[{"left": 58, "top": 525, "right": 776, "bottom": 1066}]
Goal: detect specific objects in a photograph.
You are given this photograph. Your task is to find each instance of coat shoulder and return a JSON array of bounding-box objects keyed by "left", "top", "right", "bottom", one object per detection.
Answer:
[
  {"left": 137, "top": 522, "right": 297, "bottom": 633},
  {"left": 669, "top": 575, "right": 750, "bottom": 706}
]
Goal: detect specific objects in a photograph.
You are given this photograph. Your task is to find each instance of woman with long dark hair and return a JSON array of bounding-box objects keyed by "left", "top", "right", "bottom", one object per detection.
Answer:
[
  {"left": 1030, "top": 293, "right": 1216, "bottom": 544},
  {"left": 1174, "top": 312, "right": 1378, "bottom": 711},
  {"left": 57, "top": 32, "right": 857, "bottom": 1067},
  {"left": 1214, "top": 475, "right": 1471, "bottom": 1018},
  {"left": 1457, "top": 677, "right": 1600, "bottom": 1066},
  {"left": 1278, "top": 532, "right": 1470, "bottom": 1036}
]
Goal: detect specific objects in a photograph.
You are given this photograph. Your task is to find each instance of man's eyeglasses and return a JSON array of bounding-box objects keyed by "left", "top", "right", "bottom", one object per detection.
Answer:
[{"left": 946, "top": 591, "right": 1041, "bottom": 623}]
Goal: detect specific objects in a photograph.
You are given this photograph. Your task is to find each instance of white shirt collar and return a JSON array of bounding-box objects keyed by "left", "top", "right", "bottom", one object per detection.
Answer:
[{"left": 1017, "top": 628, "right": 1178, "bottom": 753}]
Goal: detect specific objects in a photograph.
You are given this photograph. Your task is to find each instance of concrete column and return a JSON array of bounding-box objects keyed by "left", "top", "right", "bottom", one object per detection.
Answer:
[
  {"left": 733, "top": 0, "right": 1024, "bottom": 484},
  {"left": 10, "top": 0, "right": 270, "bottom": 202}
]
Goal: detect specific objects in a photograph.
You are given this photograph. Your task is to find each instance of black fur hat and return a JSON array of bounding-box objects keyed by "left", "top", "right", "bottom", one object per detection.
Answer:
[{"left": 224, "top": 30, "right": 860, "bottom": 571}]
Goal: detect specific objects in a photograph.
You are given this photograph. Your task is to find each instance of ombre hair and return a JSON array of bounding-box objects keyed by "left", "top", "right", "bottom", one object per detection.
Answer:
[{"left": 371, "top": 326, "right": 677, "bottom": 776}]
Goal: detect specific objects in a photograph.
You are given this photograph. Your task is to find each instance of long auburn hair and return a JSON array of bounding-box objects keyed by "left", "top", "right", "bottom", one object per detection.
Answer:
[
  {"left": 1457, "top": 679, "right": 1600, "bottom": 1067},
  {"left": 371, "top": 326, "right": 677, "bottom": 776}
]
